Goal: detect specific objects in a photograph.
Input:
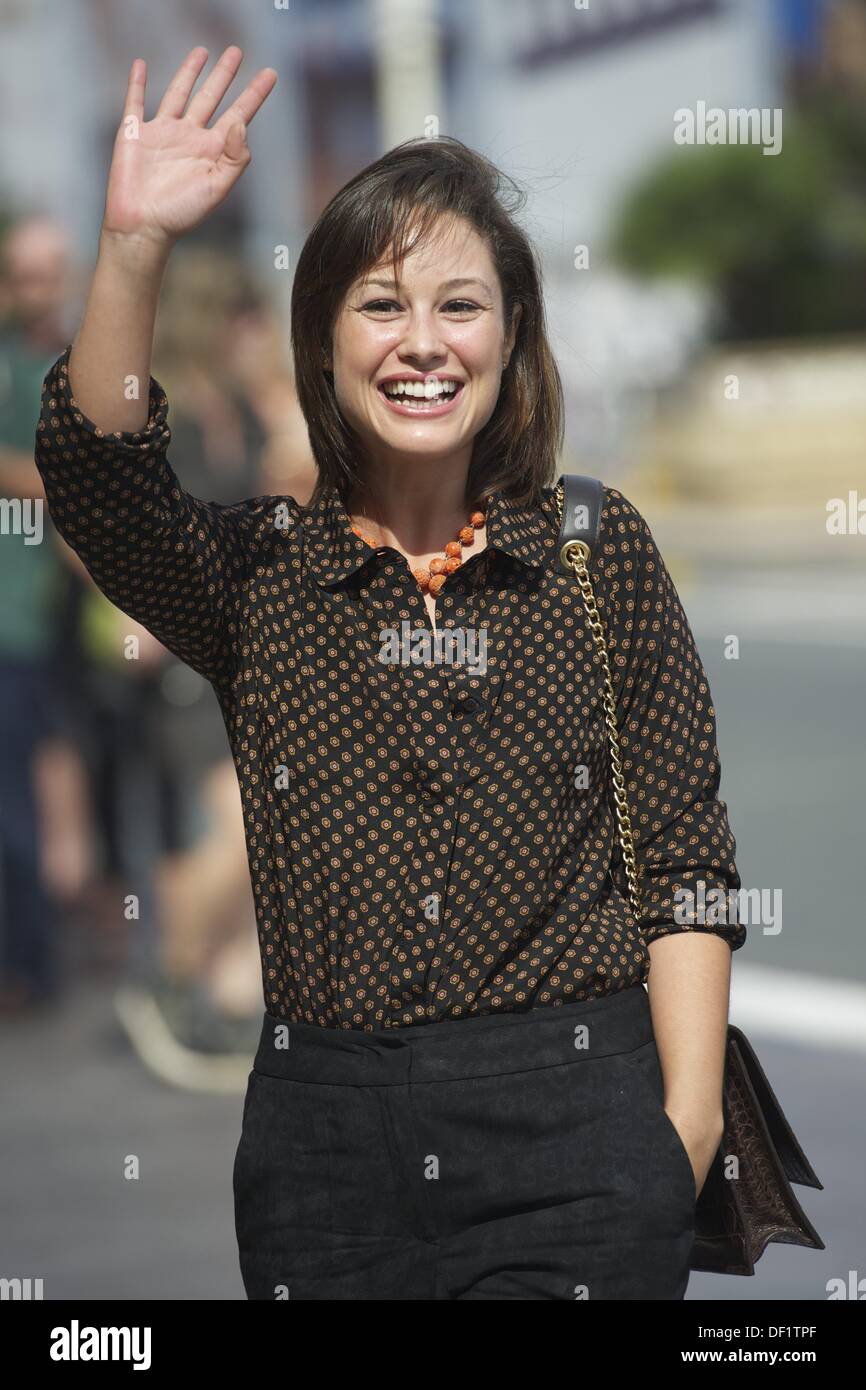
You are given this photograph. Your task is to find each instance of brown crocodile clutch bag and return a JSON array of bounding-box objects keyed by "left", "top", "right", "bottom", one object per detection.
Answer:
[{"left": 690, "top": 1026, "right": 825, "bottom": 1275}]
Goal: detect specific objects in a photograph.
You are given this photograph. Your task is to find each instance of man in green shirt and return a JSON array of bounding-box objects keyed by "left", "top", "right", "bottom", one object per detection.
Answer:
[{"left": 0, "top": 216, "right": 78, "bottom": 1006}]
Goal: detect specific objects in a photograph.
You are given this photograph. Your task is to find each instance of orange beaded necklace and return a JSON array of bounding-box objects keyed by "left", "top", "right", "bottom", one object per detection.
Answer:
[{"left": 350, "top": 497, "right": 488, "bottom": 595}]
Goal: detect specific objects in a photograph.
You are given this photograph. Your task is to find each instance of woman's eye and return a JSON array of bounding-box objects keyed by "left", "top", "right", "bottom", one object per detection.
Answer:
[{"left": 360, "top": 298, "right": 481, "bottom": 314}]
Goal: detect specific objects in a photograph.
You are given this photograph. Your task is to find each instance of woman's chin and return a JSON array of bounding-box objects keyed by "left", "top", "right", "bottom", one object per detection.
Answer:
[{"left": 359, "top": 420, "right": 473, "bottom": 460}]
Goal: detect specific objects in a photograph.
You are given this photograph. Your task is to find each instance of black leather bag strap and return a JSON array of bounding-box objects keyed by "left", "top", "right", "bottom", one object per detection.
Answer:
[{"left": 554, "top": 473, "right": 603, "bottom": 573}]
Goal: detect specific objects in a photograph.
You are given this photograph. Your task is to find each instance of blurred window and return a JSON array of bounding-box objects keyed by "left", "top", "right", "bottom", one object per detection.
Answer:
[{"left": 512, "top": 0, "right": 726, "bottom": 68}]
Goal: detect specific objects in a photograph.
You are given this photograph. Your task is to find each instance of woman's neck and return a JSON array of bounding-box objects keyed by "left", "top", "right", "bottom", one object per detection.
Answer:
[{"left": 346, "top": 469, "right": 485, "bottom": 559}]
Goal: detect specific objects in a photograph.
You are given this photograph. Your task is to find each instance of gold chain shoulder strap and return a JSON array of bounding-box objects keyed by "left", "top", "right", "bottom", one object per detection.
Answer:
[{"left": 554, "top": 478, "right": 643, "bottom": 922}]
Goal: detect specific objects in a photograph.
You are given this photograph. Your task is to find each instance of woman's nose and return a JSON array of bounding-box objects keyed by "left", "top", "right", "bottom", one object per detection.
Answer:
[{"left": 397, "top": 313, "right": 446, "bottom": 364}]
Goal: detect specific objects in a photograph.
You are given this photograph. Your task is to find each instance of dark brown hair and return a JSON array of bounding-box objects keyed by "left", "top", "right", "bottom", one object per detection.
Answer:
[{"left": 290, "top": 136, "right": 563, "bottom": 511}]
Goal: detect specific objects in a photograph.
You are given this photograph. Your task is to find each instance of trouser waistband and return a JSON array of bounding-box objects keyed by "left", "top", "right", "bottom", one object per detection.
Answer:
[{"left": 252, "top": 985, "right": 653, "bottom": 1086}]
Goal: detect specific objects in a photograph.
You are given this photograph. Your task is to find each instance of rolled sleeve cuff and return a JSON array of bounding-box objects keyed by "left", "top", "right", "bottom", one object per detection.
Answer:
[
  {"left": 639, "top": 873, "right": 747, "bottom": 951},
  {"left": 40, "top": 343, "right": 171, "bottom": 458}
]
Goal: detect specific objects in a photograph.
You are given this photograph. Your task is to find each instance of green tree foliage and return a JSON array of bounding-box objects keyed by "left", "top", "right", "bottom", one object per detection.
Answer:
[{"left": 608, "top": 95, "right": 866, "bottom": 341}]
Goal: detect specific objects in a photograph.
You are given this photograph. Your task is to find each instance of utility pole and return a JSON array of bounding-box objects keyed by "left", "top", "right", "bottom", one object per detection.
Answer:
[{"left": 371, "top": 0, "right": 444, "bottom": 148}]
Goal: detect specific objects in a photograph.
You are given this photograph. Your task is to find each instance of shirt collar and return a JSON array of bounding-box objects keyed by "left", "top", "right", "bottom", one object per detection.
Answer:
[{"left": 302, "top": 481, "right": 559, "bottom": 588}]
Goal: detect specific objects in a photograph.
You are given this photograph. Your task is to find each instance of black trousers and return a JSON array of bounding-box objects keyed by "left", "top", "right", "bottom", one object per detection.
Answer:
[{"left": 233, "top": 983, "right": 696, "bottom": 1300}]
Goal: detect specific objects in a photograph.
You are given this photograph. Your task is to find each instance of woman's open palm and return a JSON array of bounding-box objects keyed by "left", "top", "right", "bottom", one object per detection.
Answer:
[{"left": 103, "top": 46, "right": 277, "bottom": 246}]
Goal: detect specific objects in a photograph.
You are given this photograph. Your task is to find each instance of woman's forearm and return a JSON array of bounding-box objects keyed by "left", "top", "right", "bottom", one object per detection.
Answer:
[
  {"left": 647, "top": 930, "right": 731, "bottom": 1119},
  {"left": 67, "top": 228, "right": 172, "bottom": 435},
  {"left": 646, "top": 932, "right": 731, "bottom": 1193}
]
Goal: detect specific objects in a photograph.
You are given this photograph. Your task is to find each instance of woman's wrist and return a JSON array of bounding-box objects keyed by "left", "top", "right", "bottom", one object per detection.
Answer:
[
  {"left": 666, "top": 1102, "right": 724, "bottom": 1147},
  {"left": 98, "top": 224, "right": 175, "bottom": 280}
]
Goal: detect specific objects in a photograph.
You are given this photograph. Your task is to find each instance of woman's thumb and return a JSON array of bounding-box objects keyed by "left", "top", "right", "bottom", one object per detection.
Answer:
[{"left": 226, "top": 121, "right": 248, "bottom": 161}]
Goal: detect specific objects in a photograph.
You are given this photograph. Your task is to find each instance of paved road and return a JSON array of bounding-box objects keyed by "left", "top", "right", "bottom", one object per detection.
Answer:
[
  {"left": 1, "top": 569, "right": 860, "bottom": 1301},
  {"left": 689, "top": 567, "right": 866, "bottom": 985}
]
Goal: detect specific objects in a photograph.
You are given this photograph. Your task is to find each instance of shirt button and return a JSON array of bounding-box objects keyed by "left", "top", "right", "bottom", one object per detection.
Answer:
[{"left": 451, "top": 691, "right": 482, "bottom": 714}]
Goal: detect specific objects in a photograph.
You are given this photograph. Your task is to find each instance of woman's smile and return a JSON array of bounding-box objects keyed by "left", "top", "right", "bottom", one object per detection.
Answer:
[{"left": 376, "top": 373, "right": 465, "bottom": 417}]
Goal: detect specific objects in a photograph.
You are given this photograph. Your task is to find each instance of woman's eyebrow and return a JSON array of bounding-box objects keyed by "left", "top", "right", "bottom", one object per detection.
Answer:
[{"left": 359, "top": 276, "right": 493, "bottom": 296}]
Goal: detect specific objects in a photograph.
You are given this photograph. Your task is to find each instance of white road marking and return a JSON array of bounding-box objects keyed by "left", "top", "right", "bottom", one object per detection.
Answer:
[
  {"left": 683, "top": 581, "right": 865, "bottom": 648},
  {"left": 728, "top": 962, "right": 866, "bottom": 1052}
]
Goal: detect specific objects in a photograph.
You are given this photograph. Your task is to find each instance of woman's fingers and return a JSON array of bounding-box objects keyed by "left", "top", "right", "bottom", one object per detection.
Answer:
[
  {"left": 123, "top": 58, "right": 147, "bottom": 123},
  {"left": 213, "top": 67, "right": 278, "bottom": 137},
  {"left": 155, "top": 46, "right": 209, "bottom": 119},
  {"left": 129, "top": 45, "right": 275, "bottom": 136},
  {"left": 184, "top": 45, "right": 244, "bottom": 126}
]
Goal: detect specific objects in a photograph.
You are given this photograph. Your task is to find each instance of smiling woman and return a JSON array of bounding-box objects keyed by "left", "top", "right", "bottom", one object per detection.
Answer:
[
  {"left": 34, "top": 54, "right": 749, "bottom": 1300},
  {"left": 288, "top": 141, "right": 562, "bottom": 633},
  {"left": 290, "top": 140, "right": 561, "bottom": 516}
]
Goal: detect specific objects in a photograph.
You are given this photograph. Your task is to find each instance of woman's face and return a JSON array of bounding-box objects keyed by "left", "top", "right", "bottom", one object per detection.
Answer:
[{"left": 331, "top": 215, "right": 520, "bottom": 472}]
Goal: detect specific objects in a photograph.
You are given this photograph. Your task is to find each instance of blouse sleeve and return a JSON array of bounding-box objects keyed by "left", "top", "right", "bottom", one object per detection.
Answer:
[
  {"left": 597, "top": 486, "right": 746, "bottom": 952},
  {"left": 34, "top": 344, "right": 247, "bottom": 687}
]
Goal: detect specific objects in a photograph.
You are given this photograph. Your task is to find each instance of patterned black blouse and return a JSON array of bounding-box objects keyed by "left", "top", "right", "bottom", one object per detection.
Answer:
[{"left": 35, "top": 344, "right": 745, "bottom": 1029}]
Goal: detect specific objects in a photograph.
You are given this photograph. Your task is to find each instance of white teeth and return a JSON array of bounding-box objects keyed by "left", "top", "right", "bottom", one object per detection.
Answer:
[{"left": 381, "top": 379, "right": 460, "bottom": 400}]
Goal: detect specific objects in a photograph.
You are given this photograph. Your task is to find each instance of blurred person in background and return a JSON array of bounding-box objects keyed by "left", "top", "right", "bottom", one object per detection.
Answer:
[
  {"left": 0, "top": 215, "right": 95, "bottom": 1012},
  {"left": 220, "top": 275, "right": 319, "bottom": 506},
  {"left": 114, "top": 245, "right": 317, "bottom": 1083},
  {"left": 0, "top": 216, "right": 208, "bottom": 1037}
]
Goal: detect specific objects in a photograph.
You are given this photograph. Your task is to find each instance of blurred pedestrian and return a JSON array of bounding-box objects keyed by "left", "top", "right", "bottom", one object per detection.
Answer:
[
  {"left": 0, "top": 215, "right": 93, "bottom": 1010},
  {"left": 115, "top": 247, "right": 293, "bottom": 1079}
]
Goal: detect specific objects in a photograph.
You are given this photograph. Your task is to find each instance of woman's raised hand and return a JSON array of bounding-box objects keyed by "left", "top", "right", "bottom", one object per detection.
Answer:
[{"left": 102, "top": 47, "right": 277, "bottom": 249}]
